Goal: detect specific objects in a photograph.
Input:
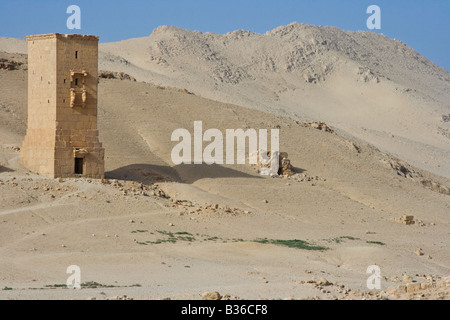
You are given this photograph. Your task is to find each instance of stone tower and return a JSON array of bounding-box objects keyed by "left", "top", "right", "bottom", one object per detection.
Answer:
[{"left": 21, "top": 33, "right": 104, "bottom": 178}]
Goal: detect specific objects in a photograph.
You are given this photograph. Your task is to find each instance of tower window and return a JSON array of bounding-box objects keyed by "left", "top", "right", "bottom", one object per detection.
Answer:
[
  {"left": 69, "top": 71, "right": 88, "bottom": 107},
  {"left": 64, "top": 79, "right": 66, "bottom": 83},
  {"left": 75, "top": 51, "right": 78, "bottom": 59}
]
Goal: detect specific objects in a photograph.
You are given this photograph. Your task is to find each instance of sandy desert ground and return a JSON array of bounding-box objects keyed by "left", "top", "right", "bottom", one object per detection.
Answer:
[{"left": 0, "top": 24, "right": 449, "bottom": 300}]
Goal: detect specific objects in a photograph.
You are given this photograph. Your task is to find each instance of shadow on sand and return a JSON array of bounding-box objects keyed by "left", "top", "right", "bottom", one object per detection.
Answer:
[
  {"left": 0, "top": 165, "right": 14, "bottom": 173},
  {"left": 105, "top": 163, "right": 266, "bottom": 185},
  {"left": 106, "top": 162, "right": 306, "bottom": 185}
]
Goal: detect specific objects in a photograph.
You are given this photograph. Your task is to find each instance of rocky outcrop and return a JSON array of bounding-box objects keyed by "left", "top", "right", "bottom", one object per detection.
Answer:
[
  {"left": 297, "top": 121, "right": 334, "bottom": 133},
  {"left": 251, "top": 150, "right": 296, "bottom": 177},
  {"left": 98, "top": 70, "right": 136, "bottom": 81},
  {"left": 0, "top": 58, "right": 25, "bottom": 70},
  {"left": 278, "top": 152, "right": 295, "bottom": 176},
  {"left": 381, "top": 158, "right": 450, "bottom": 196}
]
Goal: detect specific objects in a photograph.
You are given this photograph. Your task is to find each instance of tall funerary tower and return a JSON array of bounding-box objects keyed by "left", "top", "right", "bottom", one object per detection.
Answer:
[{"left": 21, "top": 33, "right": 104, "bottom": 178}]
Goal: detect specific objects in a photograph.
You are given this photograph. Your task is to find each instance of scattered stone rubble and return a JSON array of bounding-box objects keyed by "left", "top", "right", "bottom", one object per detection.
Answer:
[
  {"left": 393, "top": 216, "right": 434, "bottom": 228},
  {"left": 0, "top": 58, "right": 25, "bottom": 70},
  {"left": 296, "top": 120, "right": 334, "bottom": 133},
  {"left": 415, "top": 248, "right": 425, "bottom": 257},
  {"left": 163, "top": 276, "right": 449, "bottom": 299},
  {"left": 202, "top": 291, "right": 221, "bottom": 300},
  {"left": 278, "top": 152, "right": 295, "bottom": 176},
  {"left": 289, "top": 173, "right": 325, "bottom": 184},
  {"left": 98, "top": 70, "right": 136, "bottom": 81},
  {"left": 304, "top": 121, "right": 334, "bottom": 133},
  {"left": 0, "top": 176, "right": 171, "bottom": 206},
  {"left": 155, "top": 85, "right": 195, "bottom": 95},
  {"left": 1, "top": 144, "right": 21, "bottom": 152},
  {"left": 88, "top": 295, "right": 133, "bottom": 300},
  {"left": 381, "top": 158, "right": 450, "bottom": 196},
  {"left": 249, "top": 149, "right": 325, "bottom": 184},
  {"left": 297, "top": 275, "right": 449, "bottom": 300},
  {"left": 437, "top": 126, "right": 450, "bottom": 139},
  {"left": 420, "top": 180, "right": 450, "bottom": 195},
  {"left": 394, "top": 215, "right": 415, "bottom": 225},
  {"left": 384, "top": 275, "right": 449, "bottom": 299},
  {"left": 102, "top": 179, "right": 169, "bottom": 198},
  {"left": 105, "top": 295, "right": 133, "bottom": 300},
  {"left": 170, "top": 199, "right": 251, "bottom": 217},
  {"left": 201, "top": 291, "right": 241, "bottom": 300},
  {"left": 251, "top": 151, "right": 296, "bottom": 177},
  {"left": 386, "top": 159, "right": 418, "bottom": 179},
  {"left": 0, "top": 174, "right": 250, "bottom": 217},
  {"left": 178, "top": 88, "right": 194, "bottom": 95},
  {"left": 85, "top": 277, "right": 448, "bottom": 300},
  {"left": 0, "top": 176, "right": 76, "bottom": 202},
  {"left": 148, "top": 55, "right": 168, "bottom": 65}
]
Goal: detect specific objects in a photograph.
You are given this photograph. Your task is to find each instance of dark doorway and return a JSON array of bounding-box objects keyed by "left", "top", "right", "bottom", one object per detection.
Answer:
[{"left": 75, "top": 157, "right": 84, "bottom": 174}]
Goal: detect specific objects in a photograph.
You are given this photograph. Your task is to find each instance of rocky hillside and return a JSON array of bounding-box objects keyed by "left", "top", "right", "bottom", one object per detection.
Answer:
[
  {"left": 98, "top": 23, "right": 450, "bottom": 178},
  {"left": 1, "top": 23, "right": 449, "bottom": 177}
]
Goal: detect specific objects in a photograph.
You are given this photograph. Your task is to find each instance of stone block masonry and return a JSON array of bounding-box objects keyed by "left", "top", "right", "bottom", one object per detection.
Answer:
[{"left": 20, "top": 33, "right": 104, "bottom": 178}]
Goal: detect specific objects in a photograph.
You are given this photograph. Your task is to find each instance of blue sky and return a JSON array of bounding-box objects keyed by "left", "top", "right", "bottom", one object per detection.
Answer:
[{"left": 1, "top": 0, "right": 449, "bottom": 71}]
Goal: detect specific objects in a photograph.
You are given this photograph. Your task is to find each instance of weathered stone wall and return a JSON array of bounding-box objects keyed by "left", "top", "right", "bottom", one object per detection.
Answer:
[
  {"left": 20, "top": 35, "right": 58, "bottom": 177},
  {"left": 21, "top": 33, "right": 104, "bottom": 179}
]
